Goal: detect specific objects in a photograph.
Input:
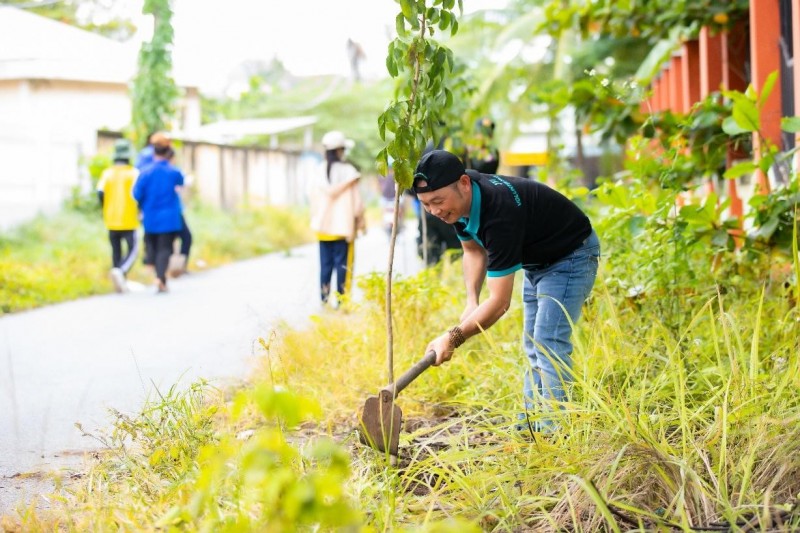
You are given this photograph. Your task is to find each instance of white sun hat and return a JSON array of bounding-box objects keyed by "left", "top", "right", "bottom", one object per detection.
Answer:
[{"left": 321, "top": 130, "right": 355, "bottom": 150}]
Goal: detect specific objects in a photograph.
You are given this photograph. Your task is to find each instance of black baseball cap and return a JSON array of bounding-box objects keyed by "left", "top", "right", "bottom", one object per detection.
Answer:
[{"left": 412, "top": 150, "right": 465, "bottom": 193}]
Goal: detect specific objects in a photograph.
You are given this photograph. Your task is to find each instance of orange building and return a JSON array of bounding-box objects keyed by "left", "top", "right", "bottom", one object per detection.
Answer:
[{"left": 642, "top": 0, "right": 797, "bottom": 220}]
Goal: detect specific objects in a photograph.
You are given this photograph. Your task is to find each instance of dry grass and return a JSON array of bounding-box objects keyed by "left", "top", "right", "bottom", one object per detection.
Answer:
[
  {"left": 254, "top": 262, "right": 800, "bottom": 531},
  {"left": 11, "top": 256, "right": 800, "bottom": 531}
]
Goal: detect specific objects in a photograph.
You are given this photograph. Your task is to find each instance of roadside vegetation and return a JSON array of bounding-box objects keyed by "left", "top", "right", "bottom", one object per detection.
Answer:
[
  {"left": 5, "top": 0, "right": 800, "bottom": 531},
  {"left": 11, "top": 239, "right": 800, "bottom": 530},
  {"left": 0, "top": 202, "right": 311, "bottom": 314}
]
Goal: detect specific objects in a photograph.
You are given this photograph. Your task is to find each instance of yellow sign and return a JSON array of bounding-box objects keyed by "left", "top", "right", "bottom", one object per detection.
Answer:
[{"left": 501, "top": 151, "right": 549, "bottom": 166}]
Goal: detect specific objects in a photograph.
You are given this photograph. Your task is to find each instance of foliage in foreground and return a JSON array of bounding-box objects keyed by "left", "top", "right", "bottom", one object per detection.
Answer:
[
  {"left": 273, "top": 260, "right": 800, "bottom": 531},
  {"left": 16, "top": 382, "right": 360, "bottom": 532},
  {"left": 16, "top": 249, "right": 800, "bottom": 531},
  {"left": 0, "top": 204, "right": 310, "bottom": 314}
]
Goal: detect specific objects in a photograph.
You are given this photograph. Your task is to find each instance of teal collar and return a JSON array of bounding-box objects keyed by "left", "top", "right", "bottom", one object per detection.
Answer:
[{"left": 459, "top": 181, "right": 481, "bottom": 235}]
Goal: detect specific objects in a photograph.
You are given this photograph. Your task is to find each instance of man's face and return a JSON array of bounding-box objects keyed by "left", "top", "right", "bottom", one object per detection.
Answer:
[{"left": 416, "top": 176, "right": 470, "bottom": 224}]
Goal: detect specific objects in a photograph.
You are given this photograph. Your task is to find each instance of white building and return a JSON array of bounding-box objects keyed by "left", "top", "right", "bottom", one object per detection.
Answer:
[{"left": 0, "top": 6, "right": 200, "bottom": 230}]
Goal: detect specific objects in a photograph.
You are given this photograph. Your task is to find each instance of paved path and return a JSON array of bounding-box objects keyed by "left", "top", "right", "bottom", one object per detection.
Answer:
[{"left": 0, "top": 225, "right": 422, "bottom": 512}]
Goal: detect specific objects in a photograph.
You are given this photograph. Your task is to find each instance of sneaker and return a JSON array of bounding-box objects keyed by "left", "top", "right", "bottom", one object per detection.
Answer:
[{"left": 110, "top": 268, "right": 127, "bottom": 293}]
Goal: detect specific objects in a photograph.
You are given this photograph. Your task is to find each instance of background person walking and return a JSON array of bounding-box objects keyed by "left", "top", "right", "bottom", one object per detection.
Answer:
[
  {"left": 133, "top": 133, "right": 185, "bottom": 293},
  {"left": 165, "top": 147, "right": 193, "bottom": 277},
  {"left": 308, "top": 130, "right": 365, "bottom": 307},
  {"left": 135, "top": 134, "right": 192, "bottom": 274},
  {"left": 96, "top": 139, "right": 140, "bottom": 293}
]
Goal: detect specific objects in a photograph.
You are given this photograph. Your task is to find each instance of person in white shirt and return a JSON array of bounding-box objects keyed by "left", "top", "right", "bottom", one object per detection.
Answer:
[{"left": 308, "top": 131, "right": 365, "bottom": 306}]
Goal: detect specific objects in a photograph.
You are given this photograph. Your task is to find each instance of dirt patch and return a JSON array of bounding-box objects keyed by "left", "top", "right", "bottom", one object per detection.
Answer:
[{"left": 0, "top": 450, "right": 94, "bottom": 519}]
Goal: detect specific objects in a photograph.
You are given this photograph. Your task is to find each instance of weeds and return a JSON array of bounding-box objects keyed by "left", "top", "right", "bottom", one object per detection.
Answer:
[
  {"left": 259, "top": 258, "right": 800, "bottom": 531},
  {"left": 0, "top": 203, "right": 311, "bottom": 314},
  {"left": 22, "top": 381, "right": 360, "bottom": 531},
  {"left": 13, "top": 245, "right": 800, "bottom": 531}
]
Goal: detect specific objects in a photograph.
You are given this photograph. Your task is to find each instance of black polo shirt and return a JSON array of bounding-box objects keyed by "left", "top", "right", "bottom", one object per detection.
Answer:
[{"left": 454, "top": 171, "right": 592, "bottom": 277}]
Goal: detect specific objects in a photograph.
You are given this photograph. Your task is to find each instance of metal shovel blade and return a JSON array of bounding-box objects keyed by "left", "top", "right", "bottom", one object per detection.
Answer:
[
  {"left": 358, "top": 350, "right": 437, "bottom": 455},
  {"left": 358, "top": 388, "right": 402, "bottom": 455}
]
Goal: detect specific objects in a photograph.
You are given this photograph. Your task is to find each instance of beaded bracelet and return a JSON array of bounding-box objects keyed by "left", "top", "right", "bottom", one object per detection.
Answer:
[{"left": 448, "top": 326, "right": 466, "bottom": 349}]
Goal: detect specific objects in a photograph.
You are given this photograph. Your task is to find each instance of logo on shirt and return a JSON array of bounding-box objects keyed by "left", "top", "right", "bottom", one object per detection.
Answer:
[{"left": 488, "top": 176, "right": 521, "bottom": 207}]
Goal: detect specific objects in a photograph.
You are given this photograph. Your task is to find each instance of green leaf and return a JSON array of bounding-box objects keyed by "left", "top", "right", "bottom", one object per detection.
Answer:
[
  {"left": 758, "top": 154, "right": 774, "bottom": 175},
  {"left": 376, "top": 149, "right": 389, "bottom": 176},
  {"left": 711, "top": 229, "right": 731, "bottom": 248},
  {"left": 634, "top": 30, "right": 681, "bottom": 82},
  {"left": 378, "top": 113, "right": 386, "bottom": 140},
  {"left": 758, "top": 70, "right": 778, "bottom": 109},
  {"left": 723, "top": 161, "right": 757, "bottom": 180},
  {"left": 250, "top": 386, "right": 321, "bottom": 427},
  {"left": 395, "top": 13, "right": 405, "bottom": 36},
  {"left": 781, "top": 116, "right": 800, "bottom": 133},
  {"left": 722, "top": 115, "right": 751, "bottom": 135},
  {"left": 748, "top": 194, "right": 767, "bottom": 208},
  {"left": 434, "top": 47, "right": 447, "bottom": 70},
  {"left": 731, "top": 97, "right": 760, "bottom": 132},
  {"left": 426, "top": 6, "right": 435, "bottom": 20},
  {"left": 386, "top": 54, "right": 398, "bottom": 78},
  {"left": 754, "top": 215, "right": 780, "bottom": 240},
  {"left": 439, "top": 10, "right": 450, "bottom": 30},
  {"left": 400, "top": 0, "right": 415, "bottom": 23}
]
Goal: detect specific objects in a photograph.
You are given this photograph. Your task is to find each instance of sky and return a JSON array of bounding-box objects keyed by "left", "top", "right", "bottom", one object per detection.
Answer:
[{"left": 118, "top": 0, "right": 499, "bottom": 94}]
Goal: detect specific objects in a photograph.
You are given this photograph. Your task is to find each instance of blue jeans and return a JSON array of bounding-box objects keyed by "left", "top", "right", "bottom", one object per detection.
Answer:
[
  {"left": 520, "top": 230, "right": 600, "bottom": 432},
  {"left": 319, "top": 239, "right": 352, "bottom": 302}
]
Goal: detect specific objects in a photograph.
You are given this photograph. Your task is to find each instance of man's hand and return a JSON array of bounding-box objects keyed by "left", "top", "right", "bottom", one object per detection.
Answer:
[{"left": 426, "top": 333, "right": 453, "bottom": 366}]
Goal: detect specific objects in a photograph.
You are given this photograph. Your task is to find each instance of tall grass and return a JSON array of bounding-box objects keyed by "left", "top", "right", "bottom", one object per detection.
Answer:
[
  {"left": 14, "top": 256, "right": 800, "bottom": 531},
  {"left": 266, "top": 260, "right": 800, "bottom": 531}
]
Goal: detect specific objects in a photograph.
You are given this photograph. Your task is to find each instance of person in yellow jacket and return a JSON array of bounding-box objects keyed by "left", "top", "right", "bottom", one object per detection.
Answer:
[
  {"left": 96, "top": 139, "right": 140, "bottom": 293},
  {"left": 308, "top": 131, "right": 365, "bottom": 307}
]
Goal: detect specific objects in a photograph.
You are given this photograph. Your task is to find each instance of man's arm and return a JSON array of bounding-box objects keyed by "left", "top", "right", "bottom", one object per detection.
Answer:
[
  {"left": 426, "top": 258, "right": 514, "bottom": 365},
  {"left": 327, "top": 176, "right": 359, "bottom": 198},
  {"left": 461, "top": 239, "right": 487, "bottom": 315},
  {"left": 459, "top": 273, "right": 514, "bottom": 339}
]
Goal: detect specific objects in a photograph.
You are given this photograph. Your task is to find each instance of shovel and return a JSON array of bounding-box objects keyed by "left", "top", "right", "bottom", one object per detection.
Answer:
[{"left": 358, "top": 350, "right": 437, "bottom": 455}]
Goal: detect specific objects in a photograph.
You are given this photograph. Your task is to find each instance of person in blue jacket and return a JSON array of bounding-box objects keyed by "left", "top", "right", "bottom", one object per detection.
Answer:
[
  {"left": 133, "top": 132, "right": 185, "bottom": 293},
  {"left": 135, "top": 132, "right": 192, "bottom": 272},
  {"left": 134, "top": 132, "right": 156, "bottom": 171}
]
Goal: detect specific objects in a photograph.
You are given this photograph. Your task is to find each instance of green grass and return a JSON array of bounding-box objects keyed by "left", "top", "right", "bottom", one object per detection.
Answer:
[
  {"left": 13, "top": 254, "right": 800, "bottom": 531},
  {"left": 278, "top": 267, "right": 800, "bottom": 531},
  {"left": 0, "top": 203, "right": 311, "bottom": 314}
]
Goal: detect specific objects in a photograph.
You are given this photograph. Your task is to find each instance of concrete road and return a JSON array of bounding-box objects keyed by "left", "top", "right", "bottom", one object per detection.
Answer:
[{"left": 0, "top": 225, "right": 422, "bottom": 512}]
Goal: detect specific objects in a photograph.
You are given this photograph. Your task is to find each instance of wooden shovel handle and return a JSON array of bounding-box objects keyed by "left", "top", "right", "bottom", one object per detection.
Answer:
[{"left": 384, "top": 350, "right": 437, "bottom": 399}]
